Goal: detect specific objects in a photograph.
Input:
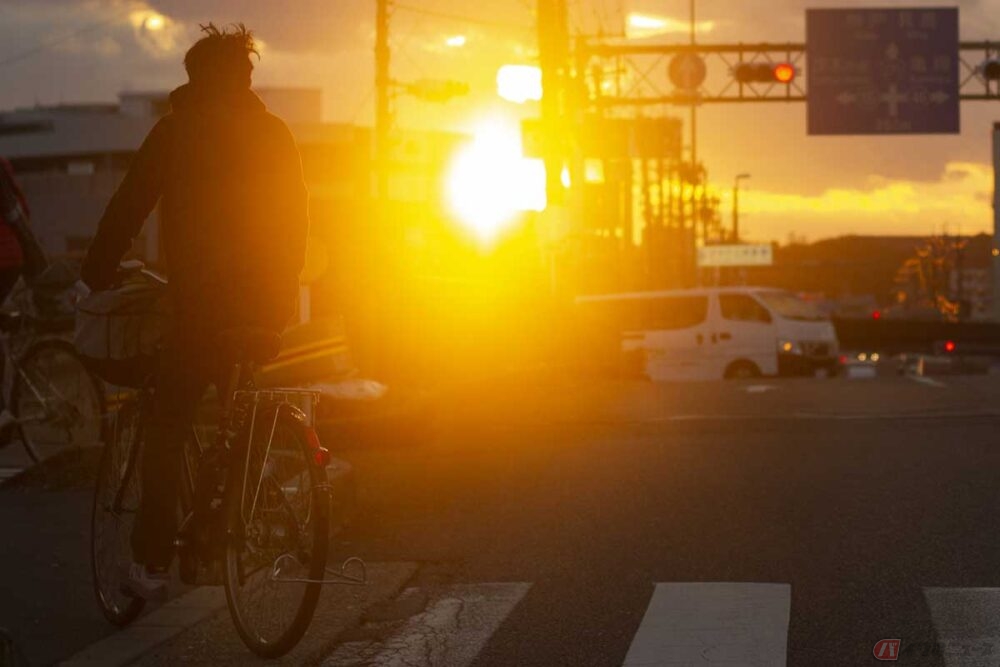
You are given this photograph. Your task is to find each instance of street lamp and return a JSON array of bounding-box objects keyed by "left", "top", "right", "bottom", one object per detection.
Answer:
[{"left": 732, "top": 173, "right": 751, "bottom": 242}]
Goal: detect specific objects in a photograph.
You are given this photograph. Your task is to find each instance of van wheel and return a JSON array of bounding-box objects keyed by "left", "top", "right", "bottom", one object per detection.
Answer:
[{"left": 725, "top": 360, "right": 761, "bottom": 380}]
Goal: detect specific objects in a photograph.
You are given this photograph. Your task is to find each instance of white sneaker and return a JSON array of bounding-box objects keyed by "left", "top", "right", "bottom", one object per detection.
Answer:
[{"left": 121, "top": 563, "right": 169, "bottom": 602}]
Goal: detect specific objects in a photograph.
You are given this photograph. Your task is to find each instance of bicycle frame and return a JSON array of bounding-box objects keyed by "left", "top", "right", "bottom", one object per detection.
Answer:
[
  {"left": 107, "top": 394, "right": 145, "bottom": 519},
  {"left": 106, "top": 365, "right": 366, "bottom": 589}
]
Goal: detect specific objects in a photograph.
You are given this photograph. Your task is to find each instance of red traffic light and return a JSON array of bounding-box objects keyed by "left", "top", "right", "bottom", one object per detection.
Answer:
[
  {"left": 773, "top": 62, "right": 796, "bottom": 84},
  {"left": 733, "top": 62, "right": 797, "bottom": 84},
  {"left": 944, "top": 340, "right": 956, "bottom": 353}
]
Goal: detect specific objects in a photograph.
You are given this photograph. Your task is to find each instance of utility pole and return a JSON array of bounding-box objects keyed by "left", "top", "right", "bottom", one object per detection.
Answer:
[
  {"left": 537, "top": 0, "right": 569, "bottom": 205},
  {"left": 375, "top": 0, "right": 392, "bottom": 203},
  {"left": 688, "top": 0, "right": 697, "bottom": 164},
  {"left": 993, "top": 123, "right": 1000, "bottom": 320}
]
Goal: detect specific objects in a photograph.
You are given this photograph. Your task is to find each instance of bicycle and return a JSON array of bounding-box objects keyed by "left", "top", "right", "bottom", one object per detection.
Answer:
[
  {"left": 90, "top": 326, "right": 366, "bottom": 657},
  {"left": 0, "top": 306, "right": 104, "bottom": 464}
]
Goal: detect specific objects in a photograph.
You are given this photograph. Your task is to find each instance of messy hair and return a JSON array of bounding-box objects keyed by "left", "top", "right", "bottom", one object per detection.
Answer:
[{"left": 183, "top": 23, "right": 259, "bottom": 86}]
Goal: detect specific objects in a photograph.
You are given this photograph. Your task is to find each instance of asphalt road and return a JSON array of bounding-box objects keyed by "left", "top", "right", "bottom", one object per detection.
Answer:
[
  {"left": 341, "top": 374, "right": 1000, "bottom": 667},
  {"left": 6, "top": 373, "right": 1000, "bottom": 666}
]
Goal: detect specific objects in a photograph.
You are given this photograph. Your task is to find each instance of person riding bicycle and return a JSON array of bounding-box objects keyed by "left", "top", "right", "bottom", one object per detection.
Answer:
[
  {"left": 81, "top": 23, "right": 309, "bottom": 600},
  {"left": 0, "top": 158, "right": 28, "bottom": 304}
]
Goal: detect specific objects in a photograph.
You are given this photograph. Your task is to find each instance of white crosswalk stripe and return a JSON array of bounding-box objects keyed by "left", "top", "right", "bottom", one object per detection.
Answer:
[
  {"left": 622, "top": 582, "right": 791, "bottom": 667},
  {"left": 924, "top": 587, "right": 1000, "bottom": 667},
  {"left": 57, "top": 577, "right": 1000, "bottom": 666},
  {"left": 322, "top": 582, "right": 531, "bottom": 667}
]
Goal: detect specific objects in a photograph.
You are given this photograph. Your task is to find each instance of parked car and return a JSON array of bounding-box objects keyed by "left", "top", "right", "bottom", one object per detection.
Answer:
[{"left": 575, "top": 287, "right": 839, "bottom": 381}]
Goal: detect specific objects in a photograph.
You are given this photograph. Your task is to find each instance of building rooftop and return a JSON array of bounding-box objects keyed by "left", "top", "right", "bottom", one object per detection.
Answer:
[{"left": 0, "top": 88, "right": 327, "bottom": 161}]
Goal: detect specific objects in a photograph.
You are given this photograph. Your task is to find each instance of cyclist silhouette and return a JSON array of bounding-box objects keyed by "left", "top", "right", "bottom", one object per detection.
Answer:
[{"left": 82, "top": 23, "right": 309, "bottom": 599}]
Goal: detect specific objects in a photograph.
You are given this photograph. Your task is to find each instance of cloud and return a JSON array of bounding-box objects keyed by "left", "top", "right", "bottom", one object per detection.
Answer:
[
  {"left": 738, "top": 162, "right": 994, "bottom": 239},
  {"left": 127, "top": 6, "right": 189, "bottom": 58},
  {"left": 0, "top": 0, "right": 995, "bottom": 242},
  {"left": 0, "top": 0, "right": 193, "bottom": 106}
]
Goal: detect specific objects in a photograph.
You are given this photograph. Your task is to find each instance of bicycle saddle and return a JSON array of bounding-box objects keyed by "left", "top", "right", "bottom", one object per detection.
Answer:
[{"left": 216, "top": 327, "right": 282, "bottom": 365}]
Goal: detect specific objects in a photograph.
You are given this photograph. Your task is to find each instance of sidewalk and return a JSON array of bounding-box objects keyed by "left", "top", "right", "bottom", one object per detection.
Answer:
[
  {"left": 0, "top": 445, "right": 358, "bottom": 666},
  {"left": 0, "top": 448, "right": 111, "bottom": 667}
]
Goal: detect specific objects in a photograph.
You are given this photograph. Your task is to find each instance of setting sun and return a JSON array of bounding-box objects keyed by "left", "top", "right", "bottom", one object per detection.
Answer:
[
  {"left": 446, "top": 118, "right": 546, "bottom": 244},
  {"left": 497, "top": 65, "right": 542, "bottom": 104}
]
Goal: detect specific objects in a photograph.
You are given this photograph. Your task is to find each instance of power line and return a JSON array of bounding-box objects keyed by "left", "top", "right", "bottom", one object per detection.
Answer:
[
  {"left": 393, "top": 4, "right": 532, "bottom": 31},
  {"left": 0, "top": 10, "right": 130, "bottom": 69}
]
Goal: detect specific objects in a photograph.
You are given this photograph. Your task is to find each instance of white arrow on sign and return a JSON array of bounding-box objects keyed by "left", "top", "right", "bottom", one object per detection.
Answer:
[{"left": 881, "top": 84, "right": 909, "bottom": 118}]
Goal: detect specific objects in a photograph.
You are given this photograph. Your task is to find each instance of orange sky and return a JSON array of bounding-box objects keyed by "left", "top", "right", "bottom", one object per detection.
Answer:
[{"left": 1, "top": 0, "right": 998, "bottom": 242}]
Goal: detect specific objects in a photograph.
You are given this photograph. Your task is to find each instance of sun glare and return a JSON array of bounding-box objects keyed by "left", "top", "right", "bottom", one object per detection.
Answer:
[
  {"left": 626, "top": 13, "right": 714, "bottom": 39},
  {"left": 446, "top": 118, "right": 546, "bottom": 244},
  {"left": 497, "top": 65, "right": 542, "bottom": 104},
  {"left": 446, "top": 35, "right": 467, "bottom": 48}
]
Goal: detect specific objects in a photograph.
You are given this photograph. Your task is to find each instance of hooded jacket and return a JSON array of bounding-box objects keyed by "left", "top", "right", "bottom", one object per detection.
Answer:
[{"left": 82, "top": 83, "right": 309, "bottom": 338}]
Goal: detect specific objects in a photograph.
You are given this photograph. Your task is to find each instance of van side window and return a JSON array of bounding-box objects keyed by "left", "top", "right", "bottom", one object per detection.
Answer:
[
  {"left": 644, "top": 297, "right": 708, "bottom": 330},
  {"left": 720, "top": 294, "right": 772, "bottom": 323}
]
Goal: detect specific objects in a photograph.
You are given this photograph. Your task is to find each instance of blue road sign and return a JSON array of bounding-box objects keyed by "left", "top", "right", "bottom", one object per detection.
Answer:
[{"left": 807, "top": 8, "right": 959, "bottom": 135}]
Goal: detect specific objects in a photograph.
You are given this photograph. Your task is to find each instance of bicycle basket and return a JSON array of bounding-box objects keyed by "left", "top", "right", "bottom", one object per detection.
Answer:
[{"left": 74, "top": 274, "right": 168, "bottom": 387}]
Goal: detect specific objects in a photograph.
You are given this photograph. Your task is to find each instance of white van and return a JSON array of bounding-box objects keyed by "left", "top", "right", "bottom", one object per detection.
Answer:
[{"left": 575, "top": 287, "right": 839, "bottom": 381}]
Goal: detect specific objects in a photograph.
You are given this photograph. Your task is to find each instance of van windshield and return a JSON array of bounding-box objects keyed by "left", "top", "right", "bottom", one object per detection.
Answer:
[{"left": 755, "top": 291, "right": 827, "bottom": 322}]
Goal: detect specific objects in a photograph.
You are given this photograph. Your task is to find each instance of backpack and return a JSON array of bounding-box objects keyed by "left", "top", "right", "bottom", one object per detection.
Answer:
[{"left": 74, "top": 272, "right": 168, "bottom": 387}]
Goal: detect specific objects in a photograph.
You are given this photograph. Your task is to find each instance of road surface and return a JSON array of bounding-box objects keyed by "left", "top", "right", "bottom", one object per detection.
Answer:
[{"left": 5, "top": 373, "right": 1000, "bottom": 666}]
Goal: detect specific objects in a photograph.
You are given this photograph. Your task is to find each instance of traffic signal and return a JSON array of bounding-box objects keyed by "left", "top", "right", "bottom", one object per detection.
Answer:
[
  {"left": 773, "top": 63, "right": 796, "bottom": 84},
  {"left": 980, "top": 59, "right": 1000, "bottom": 80},
  {"left": 732, "top": 62, "right": 797, "bottom": 84}
]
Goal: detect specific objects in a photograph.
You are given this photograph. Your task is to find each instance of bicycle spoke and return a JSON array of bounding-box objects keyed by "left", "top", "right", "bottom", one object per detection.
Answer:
[
  {"left": 225, "top": 414, "right": 326, "bottom": 655},
  {"left": 91, "top": 400, "right": 144, "bottom": 625},
  {"left": 17, "top": 345, "right": 102, "bottom": 452}
]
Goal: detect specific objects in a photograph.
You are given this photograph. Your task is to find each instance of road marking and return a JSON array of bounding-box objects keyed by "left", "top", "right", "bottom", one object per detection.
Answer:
[
  {"left": 924, "top": 587, "right": 1000, "bottom": 667},
  {"left": 622, "top": 582, "right": 791, "bottom": 667},
  {"left": 646, "top": 410, "right": 1000, "bottom": 423},
  {"left": 908, "top": 375, "right": 948, "bottom": 388},
  {"left": 743, "top": 385, "right": 778, "bottom": 394},
  {"left": 322, "top": 582, "right": 531, "bottom": 667}
]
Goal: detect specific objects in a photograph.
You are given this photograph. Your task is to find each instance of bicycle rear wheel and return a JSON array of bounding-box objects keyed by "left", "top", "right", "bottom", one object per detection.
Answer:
[
  {"left": 223, "top": 405, "right": 329, "bottom": 658},
  {"left": 90, "top": 397, "right": 145, "bottom": 625},
  {"left": 13, "top": 339, "right": 104, "bottom": 463}
]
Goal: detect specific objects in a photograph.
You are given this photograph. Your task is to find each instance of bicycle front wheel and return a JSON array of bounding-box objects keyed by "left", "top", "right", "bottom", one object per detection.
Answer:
[
  {"left": 90, "top": 397, "right": 145, "bottom": 626},
  {"left": 13, "top": 339, "right": 104, "bottom": 463},
  {"left": 223, "top": 405, "right": 329, "bottom": 658}
]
